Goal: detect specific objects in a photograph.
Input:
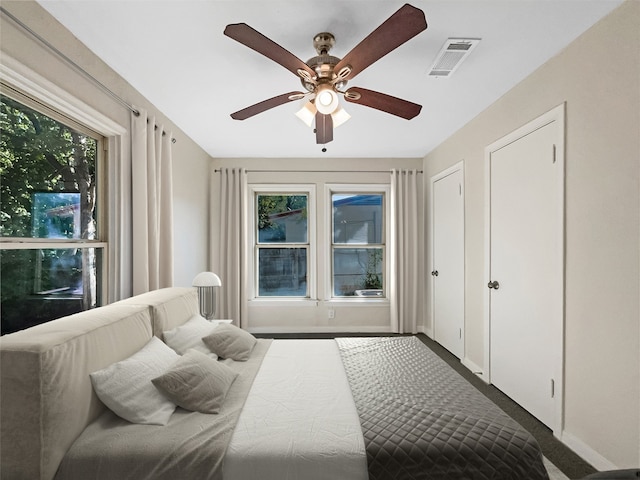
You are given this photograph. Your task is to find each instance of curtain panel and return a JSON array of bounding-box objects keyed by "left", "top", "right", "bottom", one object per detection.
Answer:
[
  {"left": 107, "top": 134, "right": 132, "bottom": 302},
  {"left": 390, "top": 169, "right": 420, "bottom": 333},
  {"left": 216, "top": 168, "right": 248, "bottom": 328},
  {"left": 131, "top": 109, "right": 174, "bottom": 295}
]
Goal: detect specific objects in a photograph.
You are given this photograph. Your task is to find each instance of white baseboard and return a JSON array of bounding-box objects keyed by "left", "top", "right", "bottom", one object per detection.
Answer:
[
  {"left": 560, "top": 431, "right": 617, "bottom": 471},
  {"left": 461, "top": 357, "right": 489, "bottom": 384}
]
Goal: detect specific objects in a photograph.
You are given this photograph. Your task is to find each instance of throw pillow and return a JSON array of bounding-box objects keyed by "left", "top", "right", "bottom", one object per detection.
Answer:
[
  {"left": 90, "top": 337, "right": 179, "bottom": 425},
  {"left": 163, "top": 314, "right": 222, "bottom": 358},
  {"left": 202, "top": 323, "right": 257, "bottom": 361},
  {"left": 152, "top": 349, "right": 238, "bottom": 414}
]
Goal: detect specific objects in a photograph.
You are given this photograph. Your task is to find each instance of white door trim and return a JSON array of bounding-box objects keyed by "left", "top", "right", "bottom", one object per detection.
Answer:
[
  {"left": 483, "top": 103, "right": 565, "bottom": 436},
  {"left": 429, "top": 161, "right": 465, "bottom": 348}
]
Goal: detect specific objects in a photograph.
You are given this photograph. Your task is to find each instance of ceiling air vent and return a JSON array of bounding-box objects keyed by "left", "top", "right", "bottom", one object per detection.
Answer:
[{"left": 428, "top": 38, "right": 480, "bottom": 77}]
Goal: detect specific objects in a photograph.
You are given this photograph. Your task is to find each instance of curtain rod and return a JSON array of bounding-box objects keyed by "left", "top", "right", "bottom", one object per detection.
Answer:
[
  {"left": 1, "top": 6, "right": 176, "bottom": 144},
  {"left": 215, "top": 169, "right": 423, "bottom": 174}
]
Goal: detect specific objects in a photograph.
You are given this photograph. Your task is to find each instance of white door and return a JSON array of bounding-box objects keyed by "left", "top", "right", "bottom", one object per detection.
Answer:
[
  {"left": 487, "top": 109, "right": 564, "bottom": 431},
  {"left": 432, "top": 165, "right": 464, "bottom": 358}
]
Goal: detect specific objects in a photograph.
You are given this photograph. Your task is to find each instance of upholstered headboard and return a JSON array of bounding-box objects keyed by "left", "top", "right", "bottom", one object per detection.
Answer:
[
  {"left": 115, "top": 287, "right": 198, "bottom": 336},
  {"left": 0, "top": 287, "right": 198, "bottom": 480}
]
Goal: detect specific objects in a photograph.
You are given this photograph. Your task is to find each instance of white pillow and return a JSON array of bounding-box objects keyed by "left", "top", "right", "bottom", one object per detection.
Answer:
[
  {"left": 162, "top": 314, "right": 222, "bottom": 358},
  {"left": 90, "top": 337, "right": 179, "bottom": 425}
]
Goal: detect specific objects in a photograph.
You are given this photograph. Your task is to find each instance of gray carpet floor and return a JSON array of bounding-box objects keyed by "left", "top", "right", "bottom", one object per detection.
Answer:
[{"left": 414, "top": 333, "right": 595, "bottom": 479}]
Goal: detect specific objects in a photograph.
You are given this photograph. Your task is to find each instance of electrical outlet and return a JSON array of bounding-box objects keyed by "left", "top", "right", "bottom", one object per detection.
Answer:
[{"left": 328, "top": 309, "right": 335, "bottom": 319}]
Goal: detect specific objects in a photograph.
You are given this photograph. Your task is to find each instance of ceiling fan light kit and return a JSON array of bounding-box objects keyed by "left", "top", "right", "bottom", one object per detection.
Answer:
[
  {"left": 295, "top": 101, "right": 317, "bottom": 127},
  {"left": 315, "top": 84, "right": 339, "bottom": 115},
  {"left": 224, "top": 3, "right": 428, "bottom": 145},
  {"left": 331, "top": 106, "right": 351, "bottom": 128}
]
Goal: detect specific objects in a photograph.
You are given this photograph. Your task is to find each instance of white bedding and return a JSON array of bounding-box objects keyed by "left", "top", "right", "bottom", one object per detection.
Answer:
[{"left": 224, "top": 339, "right": 368, "bottom": 480}]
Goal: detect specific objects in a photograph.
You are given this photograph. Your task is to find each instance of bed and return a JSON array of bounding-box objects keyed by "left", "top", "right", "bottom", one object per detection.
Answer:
[{"left": 0, "top": 287, "right": 549, "bottom": 480}]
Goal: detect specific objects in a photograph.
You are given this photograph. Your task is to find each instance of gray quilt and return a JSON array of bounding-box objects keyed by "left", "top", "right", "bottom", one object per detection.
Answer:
[{"left": 336, "top": 336, "right": 549, "bottom": 480}]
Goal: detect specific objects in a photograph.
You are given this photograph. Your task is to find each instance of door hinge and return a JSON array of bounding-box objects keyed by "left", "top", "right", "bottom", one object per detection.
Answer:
[
  {"left": 459, "top": 183, "right": 462, "bottom": 195},
  {"left": 552, "top": 144, "right": 557, "bottom": 164},
  {"left": 459, "top": 328, "right": 462, "bottom": 339},
  {"left": 550, "top": 379, "right": 555, "bottom": 398}
]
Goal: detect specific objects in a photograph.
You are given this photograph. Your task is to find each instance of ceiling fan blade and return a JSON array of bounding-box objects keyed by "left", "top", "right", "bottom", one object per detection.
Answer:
[
  {"left": 230, "top": 91, "right": 306, "bottom": 120},
  {"left": 224, "top": 23, "right": 316, "bottom": 79},
  {"left": 315, "top": 112, "right": 333, "bottom": 144},
  {"left": 344, "top": 87, "right": 422, "bottom": 120},
  {"left": 335, "top": 4, "right": 427, "bottom": 81}
]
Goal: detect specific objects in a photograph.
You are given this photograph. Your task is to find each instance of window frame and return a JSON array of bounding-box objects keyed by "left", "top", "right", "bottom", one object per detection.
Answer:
[
  {"left": 0, "top": 81, "right": 109, "bottom": 320},
  {"left": 248, "top": 184, "right": 317, "bottom": 302},
  {"left": 1, "top": 54, "right": 129, "bottom": 304},
  {"left": 325, "top": 183, "right": 390, "bottom": 302}
]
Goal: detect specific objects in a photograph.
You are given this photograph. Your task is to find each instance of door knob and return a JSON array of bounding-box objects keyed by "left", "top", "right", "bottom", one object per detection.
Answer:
[
  {"left": 431, "top": 270, "right": 439, "bottom": 276},
  {"left": 487, "top": 280, "right": 500, "bottom": 290}
]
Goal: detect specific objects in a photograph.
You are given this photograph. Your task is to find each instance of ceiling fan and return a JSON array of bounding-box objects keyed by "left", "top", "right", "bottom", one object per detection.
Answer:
[{"left": 224, "top": 3, "right": 427, "bottom": 145}]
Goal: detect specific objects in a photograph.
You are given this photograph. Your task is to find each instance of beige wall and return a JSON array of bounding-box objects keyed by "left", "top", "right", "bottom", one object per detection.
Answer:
[
  {"left": 0, "top": 1, "right": 212, "bottom": 289},
  {"left": 423, "top": 0, "right": 639, "bottom": 469},
  {"left": 211, "top": 157, "right": 424, "bottom": 332},
  {"left": 2, "top": 0, "right": 638, "bottom": 470}
]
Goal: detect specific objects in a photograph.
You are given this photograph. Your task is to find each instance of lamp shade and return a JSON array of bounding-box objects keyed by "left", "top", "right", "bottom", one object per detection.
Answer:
[
  {"left": 331, "top": 106, "right": 351, "bottom": 128},
  {"left": 315, "top": 84, "right": 339, "bottom": 115},
  {"left": 192, "top": 271, "right": 222, "bottom": 287},
  {"left": 295, "top": 100, "right": 317, "bottom": 127},
  {"left": 192, "top": 272, "right": 221, "bottom": 321}
]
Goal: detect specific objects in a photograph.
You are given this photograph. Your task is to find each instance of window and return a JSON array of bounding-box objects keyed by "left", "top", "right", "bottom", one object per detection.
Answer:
[
  {"left": 254, "top": 190, "right": 312, "bottom": 297},
  {"left": 250, "top": 183, "right": 388, "bottom": 303},
  {"left": 331, "top": 191, "right": 386, "bottom": 297},
  {"left": 0, "top": 91, "right": 106, "bottom": 334}
]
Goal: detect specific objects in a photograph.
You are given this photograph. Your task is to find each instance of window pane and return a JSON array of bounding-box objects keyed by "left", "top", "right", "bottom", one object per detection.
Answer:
[
  {"left": 332, "top": 194, "right": 383, "bottom": 244},
  {"left": 0, "top": 95, "right": 98, "bottom": 239},
  {"left": 333, "top": 248, "right": 383, "bottom": 297},
  {"left": 1, "top": 248, "right": 103, "bottom": 334},
  {"left": 257, "top": 194, "right": 307, "bottom": 243},
  {"left": 258, "top": 248, "right": 307, "bottom": 297}
]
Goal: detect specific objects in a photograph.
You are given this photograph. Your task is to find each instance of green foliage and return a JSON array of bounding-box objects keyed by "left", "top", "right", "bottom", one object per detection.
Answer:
[
  {"left": 363, "top": 249, "right": 383, "bottom": 289},
  {"left": 257, "top": 194, "right": 306, "bottom": 227},
  {"left": 257, "top": 194, "right": 307, "bottom": 241},
  {"left": 0, "top": 94, "right": 97, "bottom": 237},
  {"left": 0, "top": 94, "right": 97, "bottom": 303}
]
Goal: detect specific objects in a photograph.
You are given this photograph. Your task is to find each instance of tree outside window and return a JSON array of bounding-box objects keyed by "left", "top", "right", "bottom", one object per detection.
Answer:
[
  {"left": 0, "top": 93, "right": 104, "bottom": 334},
  {"left": 256, "top": 194, "right": 308, "bottom": 297}
]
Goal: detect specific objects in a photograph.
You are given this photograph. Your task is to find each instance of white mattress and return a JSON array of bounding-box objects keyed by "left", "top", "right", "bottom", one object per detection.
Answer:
[{"left": 223, "top": 339, "right": 368, "bottom": 480}]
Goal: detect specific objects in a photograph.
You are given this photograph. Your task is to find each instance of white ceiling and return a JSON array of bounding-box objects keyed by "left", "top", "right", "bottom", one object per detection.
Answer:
[{"left": 36, "top": 0, "right": 622, "bottom": 159}]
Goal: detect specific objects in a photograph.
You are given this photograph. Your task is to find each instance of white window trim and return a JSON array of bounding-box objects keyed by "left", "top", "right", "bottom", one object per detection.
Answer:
[
  {"left": 248, "top": 184, "right": 317, "bottom": 302},
  {"left": 0, "top": 53, "right": 127, "bottom": 303},
  {"left": 0, "top": 241, "right": 108, "bottom": 250},
  {"left": 324, "top": 183, "right": 390, "bottom": 302},
  {"left": 0, "top": 54, "right": 125, "bottom": 137}
]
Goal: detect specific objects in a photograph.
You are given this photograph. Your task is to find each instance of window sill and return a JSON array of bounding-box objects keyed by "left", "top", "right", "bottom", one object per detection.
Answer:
[
  {"left": 326, "top": 298, "right": 390, "bottom": 307},
  {"left": 249, "top": 298, "right": 319, "bottom": 308},
  {"left": 248, "top": 298, "right": 390, "bottom": 308}
]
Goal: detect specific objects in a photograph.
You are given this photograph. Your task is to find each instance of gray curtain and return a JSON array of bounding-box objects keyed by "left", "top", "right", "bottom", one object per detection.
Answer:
[
  {"left": 390, "top": 169, "right": 420, "bottom": 333},
  {"left": 216, "top": 168, "right": 248, "bottom": 327},
  {"left": 131, "top": 108, "right": 174, "bottom": 294},
  {"left": 107, "top": 134, "right": 132, "bottom": 302}
]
